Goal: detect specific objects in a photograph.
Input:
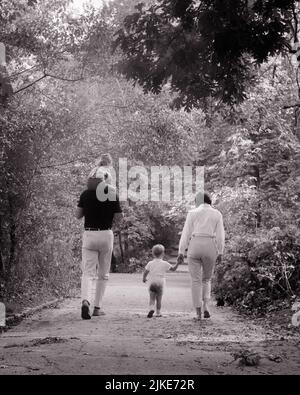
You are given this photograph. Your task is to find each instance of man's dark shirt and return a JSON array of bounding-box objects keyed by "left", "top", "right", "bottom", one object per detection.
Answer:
[{"left": 77, "top": 187, "right": 122, "bottom": 229}]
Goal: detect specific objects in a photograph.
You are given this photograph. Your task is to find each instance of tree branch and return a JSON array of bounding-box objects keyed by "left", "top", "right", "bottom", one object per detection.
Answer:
[
  {"left": 283, "top": 103, "right": 300, "bottom": 109},
  {"left": 13, "top": 74, "right": 47, "bottom": 94},
  {"left": 292, "top": 2, "right": 299, "bottom": 43},
  {"left": 13, "top": 71, "right": 84, "bottom": 95},
  {"left": 44, "top": 73, "right": 84, "bottom": 82},
  {"left": 9, "top": 65, "right": 40, "bottom": 79},
  {"left": 40, "top": 157, "right": 89, "bottom": 169}
]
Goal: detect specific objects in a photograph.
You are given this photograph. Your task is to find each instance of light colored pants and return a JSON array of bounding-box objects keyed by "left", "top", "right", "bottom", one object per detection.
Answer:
[
  {"left": 81, "top": 230, "right": 113, "bottom": 308},
  {"left": 187, "top": 235, "right": 218, "bottom": 309}
]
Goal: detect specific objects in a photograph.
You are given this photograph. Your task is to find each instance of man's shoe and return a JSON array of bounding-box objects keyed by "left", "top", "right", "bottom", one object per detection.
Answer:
[
  {"left": 147, "top": 310, "right": 155, "bottom": 318},
  {"left": 93, "top": 307, "right": 105, "bottom": 316},
  {"left": 81, "top": 300, "right": 91, "bottom": 320}
]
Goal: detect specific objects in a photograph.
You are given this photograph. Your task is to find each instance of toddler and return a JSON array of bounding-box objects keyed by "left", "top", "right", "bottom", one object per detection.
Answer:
[{"left": 143, "top": 244, "right": 179, "bottom": 318}]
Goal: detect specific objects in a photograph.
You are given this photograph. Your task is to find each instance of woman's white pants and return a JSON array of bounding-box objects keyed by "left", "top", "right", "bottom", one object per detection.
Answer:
[
  {"left": 187, "top": 236, "right": 218, "bottom": 309},
  {"left": 81, "top": 230, "right": 113, "bottom": 308}
]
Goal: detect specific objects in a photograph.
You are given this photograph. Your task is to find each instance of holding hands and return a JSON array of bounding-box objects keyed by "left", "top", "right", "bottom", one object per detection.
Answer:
[{"left": 177, "top": 253, "right": 184, "bottom": 265}]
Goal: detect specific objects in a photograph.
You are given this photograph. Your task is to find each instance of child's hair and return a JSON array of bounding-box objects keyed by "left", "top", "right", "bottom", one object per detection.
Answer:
[
  {"left": 152, "top": 244, "right": 165, "bottom": 258},
  {"left": 96, "top": 153, "right": 113, "bottom": 167},
  {"left": 88, "top": 153, "right": 113, "bottom": 182}
]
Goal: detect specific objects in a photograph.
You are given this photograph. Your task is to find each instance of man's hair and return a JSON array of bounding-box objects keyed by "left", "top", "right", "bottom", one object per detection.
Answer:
[
  {"left": 152, "top": 244, "right": 165, "bottom": 258},
  {"left": 195, "top": 191, "right": 212, "bottom": 206}
]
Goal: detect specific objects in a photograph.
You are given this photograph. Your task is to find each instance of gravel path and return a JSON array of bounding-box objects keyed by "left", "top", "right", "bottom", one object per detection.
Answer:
[{"left": 0, "top": 273, "right": 299, "bottom": 375}]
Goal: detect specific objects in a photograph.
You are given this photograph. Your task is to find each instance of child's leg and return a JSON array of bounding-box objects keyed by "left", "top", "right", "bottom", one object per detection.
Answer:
[
  {"left": 147, "top": 290, "right": 156, "bottom": 318},
  {"left": 156, "top": 292, "right": 163, "bottom": 316},
  {"left": 149, "top": 290, "right": 156, "bottom": 311}
]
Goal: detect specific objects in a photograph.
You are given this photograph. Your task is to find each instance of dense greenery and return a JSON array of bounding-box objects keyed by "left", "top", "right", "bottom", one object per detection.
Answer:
[
  {"left": 0, "top": 0, "right": 299, "bottom": 314},
  {"left": 114, "top": 0, "right": 299, "bottom": 109}
]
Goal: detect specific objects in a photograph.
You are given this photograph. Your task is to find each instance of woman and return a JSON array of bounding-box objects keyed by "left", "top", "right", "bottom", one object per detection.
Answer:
[
  {"left": 76, "top": 164, "right": 122, "bottom": 320},
  {"left": 177, "top": 192, "right": 225, "bottom": 320}
]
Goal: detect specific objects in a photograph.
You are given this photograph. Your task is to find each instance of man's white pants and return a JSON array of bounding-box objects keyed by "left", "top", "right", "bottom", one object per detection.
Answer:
[
  {"left": 81, "top": 230, "right": 113, "bottom": 308},
  {"left": 187, "top": 236, "right": 218, "bottom": 309}
]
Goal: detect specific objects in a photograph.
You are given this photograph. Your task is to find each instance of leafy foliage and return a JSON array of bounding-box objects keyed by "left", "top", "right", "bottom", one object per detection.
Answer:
[
  {"left": 114, "top": 0, "right": 297, "bottom": 110},
  {"left": 0, "top": 0, "right": 299, "bottom": 317},
  {"left": 214, "top": 226, "right": 300, "bottom": 313}
]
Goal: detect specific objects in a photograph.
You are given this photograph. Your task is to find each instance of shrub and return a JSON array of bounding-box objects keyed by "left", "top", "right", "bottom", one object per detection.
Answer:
[{"left": 214, "top": 225, "right": 300, "bottom": 313}]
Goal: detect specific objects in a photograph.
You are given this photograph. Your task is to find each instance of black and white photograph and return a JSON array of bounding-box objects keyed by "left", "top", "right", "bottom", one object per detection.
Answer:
[{"left": 0, "top": 0, "right": 300, "bottom": 379}]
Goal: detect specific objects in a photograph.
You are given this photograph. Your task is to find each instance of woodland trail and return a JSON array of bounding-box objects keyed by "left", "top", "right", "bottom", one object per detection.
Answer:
[{"left": 0, "top": 273, "right": 299, "bottom": 375}]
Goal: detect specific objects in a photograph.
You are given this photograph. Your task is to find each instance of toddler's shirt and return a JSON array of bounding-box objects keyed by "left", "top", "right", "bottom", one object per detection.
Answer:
[{"left": 145, "top": 259, "right": 172, "bottom": 285}]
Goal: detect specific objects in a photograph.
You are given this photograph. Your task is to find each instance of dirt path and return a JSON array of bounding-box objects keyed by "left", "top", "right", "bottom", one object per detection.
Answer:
[{"left": 0, "top": 273, "right": 299, "bottom": 375}]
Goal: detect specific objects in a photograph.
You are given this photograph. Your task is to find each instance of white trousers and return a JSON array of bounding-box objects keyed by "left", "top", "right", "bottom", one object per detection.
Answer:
[
  {"left": 187, "top": 236, "right": 218, "bottom": 309},
  {"left": 81, "top": 230, "right": 113, "bottom": 308}
]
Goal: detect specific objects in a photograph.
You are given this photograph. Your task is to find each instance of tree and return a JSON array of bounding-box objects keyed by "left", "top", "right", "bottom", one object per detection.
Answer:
[
  {"left": 0, "top": 0, "right": 113, "bottom": 100},
  {"left": 114, "top": 0, "right": 299, "bottom": 110},
  {"left": 0, "top": 0, "right": 113, "bottom": 299}
]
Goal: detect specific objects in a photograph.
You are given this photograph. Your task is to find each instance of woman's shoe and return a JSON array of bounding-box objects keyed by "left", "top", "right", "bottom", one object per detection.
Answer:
[
  {"left": 204, "top": 310, "right": 210, "bottom": 318},
  {"left": 81, "top": 300, "right": 91, "bottom": 320},
  {"left": 93, "top": 307, "right": 105, "bottom": 316}
]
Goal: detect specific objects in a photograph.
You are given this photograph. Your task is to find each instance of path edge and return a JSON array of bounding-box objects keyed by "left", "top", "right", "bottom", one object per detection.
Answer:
[{"left": 3, "top": 298, "right": 64, "bottom": 328}]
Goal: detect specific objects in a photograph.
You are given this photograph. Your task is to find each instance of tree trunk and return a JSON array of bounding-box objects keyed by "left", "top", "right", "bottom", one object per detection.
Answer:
[
  {"left": 253, "top": 165, "right": 261, "bottom": 229},
  {"left": 124, "top": 232, "right": 129, "bottom": 261},
  {"left": 118, "top": 232, "right": 124, "bottom": 264},
  {"left": 8, "top": 193, "right": 16, "bottom": 270}
]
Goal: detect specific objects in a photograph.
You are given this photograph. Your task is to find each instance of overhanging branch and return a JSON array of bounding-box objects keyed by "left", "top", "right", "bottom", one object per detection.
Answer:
[
  {"left": 13, "top": 72, "right": 84, "bottom": 95},
  {"left": 283, "top": 103, "right": 300, "bottom": 109},
  {"left": 13, "top": 74, "right": 48, "bottom": 94}
]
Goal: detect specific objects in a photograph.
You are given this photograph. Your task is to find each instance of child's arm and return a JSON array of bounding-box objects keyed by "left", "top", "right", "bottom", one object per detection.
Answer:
[
  {"left": 143, "top": 269, "right": 149, "bottom": 283},
  {"left": 169, "top": 254, "right": 184, "bottom": 272},
  {"left": 169, "top": 262, "right": 179, "bottom": 272}
]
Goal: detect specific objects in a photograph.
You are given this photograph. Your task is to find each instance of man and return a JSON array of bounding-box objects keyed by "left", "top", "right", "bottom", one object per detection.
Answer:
[
  {"left": 177, "top": 192, "right": 225, "bottom": 320},
  {"left": 76, "top": 169, "right": 122, "bottom": 320}
]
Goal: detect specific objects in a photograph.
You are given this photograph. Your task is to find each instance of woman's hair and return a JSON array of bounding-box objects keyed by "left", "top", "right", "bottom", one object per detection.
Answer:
[
  {"left": 195, "top": 191, "right": 212, "bottom": 206},
  {"left": 152, "top": 244, "right": 165, "bottom": 258},
  {"left": 96, "top": 153, "right": 113, "bottom": 167}
]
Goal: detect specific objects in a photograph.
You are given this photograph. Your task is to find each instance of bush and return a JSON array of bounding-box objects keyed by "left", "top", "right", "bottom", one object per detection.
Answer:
[{"left": 214, "top": 225, "right": 300, "bottom": 313}]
